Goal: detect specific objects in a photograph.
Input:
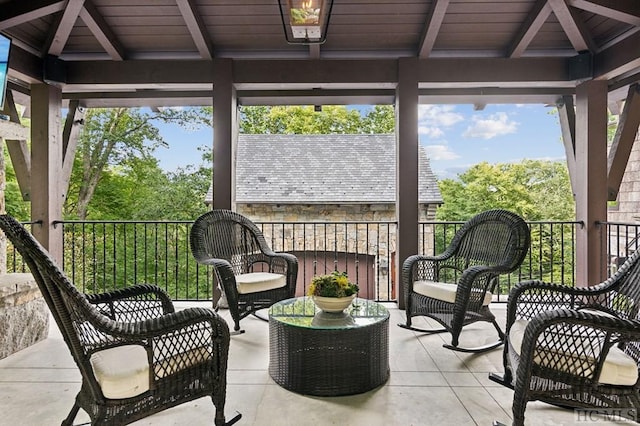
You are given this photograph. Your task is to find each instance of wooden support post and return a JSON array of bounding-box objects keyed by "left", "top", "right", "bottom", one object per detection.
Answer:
[
  {"left": 574, "top": 80, "right": 608, "bottom": 286},
  {"left": 30, "top": 84, "right": 64, "bottom": 263},
  {"left": 396, "top": 57, "right": 419, "bottom": 309},
  {"left": 213, "top": 58, "right": 237, "bottom": 211}
]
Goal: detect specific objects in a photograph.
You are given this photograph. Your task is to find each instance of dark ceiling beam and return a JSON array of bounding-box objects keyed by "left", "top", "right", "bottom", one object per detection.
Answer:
[
  {"left": 233, "top": 60, "right": 399, "bottom": 85},
  {"left": 568, "top": 4, "right": 598, "bottom": 52},
  {"left": 548, "top": 0, "right": 591, "bottom": 52},
  {"left": 419, "top": 87, "right": 573, "bottom": 104},
  {"left": 238, "top": 90, "right": 395, "bottom": 106},
  {"left": 594, "top": 30, "right": 640, "bottom": 80},
  {"left": 61, "top": 57, "right": 573, "bottom": 87},
  {"left": 79, "top": 0, "right": 126, "bottom": 60},
  {"left": 609, "top": 70, "right": 640, "bottom": 92},
  {"left": 417, "top": 0, "right": 450, "bottom": 58},
  {"left": 60, "top": 86, "right": 573, "bottom": 108},
  {"left": 417, "top": 57, "right": 571, "bottom": 84},
  {"left": 64, "top": 90, "right": 213, "bottom": 100},
  {"left": 176, "top": 0, "right": 214, "bottom": 60},
  {"left": 507, "top": 0, "right": 553, "bottom": 58},
  {"left": 6, "top": 44, "right": 43, "bottom": 84},
  {"left": 567, "top": 0, "right": 640, "bottom": 26},
  {"left": 65, "top": 60, "right": 215, "bottom": 84},
  {"left": 0, "top": 0, "right": 65, "bottom": 31},
  {"left": 46, "top": 0, "right": 85, "bottom": 56}
]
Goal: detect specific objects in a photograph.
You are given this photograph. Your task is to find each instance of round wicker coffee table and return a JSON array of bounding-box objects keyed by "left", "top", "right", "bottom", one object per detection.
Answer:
[{"left": 268, "top": 296, "right": 389, "bottom": 396}]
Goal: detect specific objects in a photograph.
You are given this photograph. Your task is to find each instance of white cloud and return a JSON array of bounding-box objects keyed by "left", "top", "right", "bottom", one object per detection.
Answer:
[
  {"left": 418, "top": 126, "right": 444, "bottom": 138},
  {"left": 419, "top": 105, "right": 464, "bottom": 127},
  {"left": 417, "top": 105, "right": 464, "bottom": 139},
  {"left": 423, "top": 144, "right": 460, "bottom": 161},
  {"left": 463, "top": 112, "right": 518, "bottom": 139}
]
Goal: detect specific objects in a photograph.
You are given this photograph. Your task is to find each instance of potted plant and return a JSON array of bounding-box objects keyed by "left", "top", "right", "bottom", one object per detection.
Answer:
[{"left": 307, "top": 271, "right": 359, "bottom": 313}]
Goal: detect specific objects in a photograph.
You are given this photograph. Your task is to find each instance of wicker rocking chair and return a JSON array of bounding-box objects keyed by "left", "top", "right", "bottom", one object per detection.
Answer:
[
  {"left": 190, "top": 209, "right": 298, "bottom": 334},
  {"left": 0, "top": 214, "right": 241, "bottom": 426},
  {"left": 490, "top": 248, "right": 640, "bottom": 426},
  {"left": 399, "top": 209, "right": 530, "bottom": 353}
]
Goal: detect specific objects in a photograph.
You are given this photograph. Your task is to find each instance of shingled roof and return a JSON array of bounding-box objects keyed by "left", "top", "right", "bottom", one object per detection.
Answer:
[{"left": 206, "top": 134, "right": 442, "bottom": 205}]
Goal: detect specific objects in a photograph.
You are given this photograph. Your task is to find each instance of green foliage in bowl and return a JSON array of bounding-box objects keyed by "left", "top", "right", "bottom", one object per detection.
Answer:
[{"left": 307, "top": 271, "right": 359, "bottom": 297}]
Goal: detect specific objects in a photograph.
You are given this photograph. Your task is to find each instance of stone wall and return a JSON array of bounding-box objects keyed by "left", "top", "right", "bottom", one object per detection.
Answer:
[
  {"left": 605, "top": 128, "right": 640, "bottom": 260},
  {"left": 0, "top": 273, "right": 49, "bottom": 359},
  {"left": 237, "top": 202, "right": 438, "bottom": 300},
  {"left": 608, "top": 129, "right": 640, "bottom": 224},
  {"left": 237, "top": 202, "right": 437, "bottom": 255}
]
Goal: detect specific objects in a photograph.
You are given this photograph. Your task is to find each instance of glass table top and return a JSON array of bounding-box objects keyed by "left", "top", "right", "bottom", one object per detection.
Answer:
[{"left": 268, "top": 296, "right": 389, "bottom": 330}]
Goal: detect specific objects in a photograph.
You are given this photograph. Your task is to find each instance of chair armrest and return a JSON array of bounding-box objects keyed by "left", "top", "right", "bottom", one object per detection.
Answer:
[
  {"left": 402, "top": 253, "right": 461, "bottom": 284},
  {"left": 506, "top": 280, "right": 612, "bottom": 329},
  {"left": 251, "top": 251, "right": 298, "bottom": 275},
  {"left": 83, "top": 306, "right": 229, "bottom": 346},
  {"left": 194, "top": 256, "right": 240, "bottom": 298},
  {"left": 518, "top": 308, "right": 640, "bottom": 382},
  {"left": 85, "top": 284, "right": 175, "bottom": 321},
  {"left": 453, "top": 264, "right": 511, "bottom": 306}
]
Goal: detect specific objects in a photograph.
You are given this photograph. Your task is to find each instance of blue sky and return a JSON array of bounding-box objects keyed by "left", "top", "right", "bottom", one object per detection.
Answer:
[
  {"left": 0, "top": 34, "right": 11, "bottom": 109},
  {"left": 153, "top": 104, "right": 566, "bottom": 180},
  {"left": 419, "top": 104, "right": 565, "bottom": 179}
]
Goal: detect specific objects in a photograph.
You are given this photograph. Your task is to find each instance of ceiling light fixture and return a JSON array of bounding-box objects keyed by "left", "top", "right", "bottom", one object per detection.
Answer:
[{"left": 278, "top": 0, "right": 334, "bottom": 44}]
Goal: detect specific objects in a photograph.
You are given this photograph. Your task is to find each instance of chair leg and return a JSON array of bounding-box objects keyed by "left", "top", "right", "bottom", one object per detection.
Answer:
[
  {"left": 442, "top": 320, "right": 505, "bottom": 353},
  {"left": 61, "top": 402, "right": 80, "bottom": 426},
  {"left": 215, "top": 410, "right": 242, "bottom": 426},
  {"left": 251, "top": 309, "right": 269, "bottom": 322},
  {"left": 397, "top": 314, "right": 448, "bottom": 333},
  {"left": 488, "top": 372, "right": 514, "bottom": 389}
]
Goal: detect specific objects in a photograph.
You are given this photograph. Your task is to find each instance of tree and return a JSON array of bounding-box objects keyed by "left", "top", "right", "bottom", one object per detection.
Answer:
[
  {"left": 436, "top": 160, "right": 574, "bottom": 221},
  {"left": 2, "top": 144, "right": 30, "bottom": 221},
  {"left": 239, "top": 105, "right": 395, "bottom": 134},
  {"left": 435, "top": 160, "right": 575, "bottom": 287},
  {"left": 68, "top": 107, "right": 211, "bottom": 219}
]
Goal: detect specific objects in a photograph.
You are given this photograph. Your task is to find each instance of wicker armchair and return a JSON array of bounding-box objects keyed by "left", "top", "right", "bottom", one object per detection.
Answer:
[
  {"left": 0, "top": 214, "right": 240, "bottom": 426},
  {"left": 399, "top": 209, "right": 530, "bottom": 353},
  {"left": 190, "top": 209, "right": 298, "bottom": 333},
  {"left": 490, "top": 249, "right": 640, "bottom": 426}
]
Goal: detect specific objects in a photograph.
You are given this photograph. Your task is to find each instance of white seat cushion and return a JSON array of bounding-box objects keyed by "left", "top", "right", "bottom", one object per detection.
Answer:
[
  {"left": 90, "top": 344, "right": 212, "bottom": 399},
  {"left": 413, "top": 280, "right": 493, "bottom": 306},
  {"left": 509, "top": 318, "right": 638, "bottom": 386},
  {"left": 90, "top": 345, "right": 150, "bottom": 399},
  {"left": 235, "top": 272, "right": 286, "bottom": 294}
]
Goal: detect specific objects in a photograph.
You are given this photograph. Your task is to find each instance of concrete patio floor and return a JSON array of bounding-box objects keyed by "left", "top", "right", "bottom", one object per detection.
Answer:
[{"left": 0, "top": 302, "right": 626, "bottom": 425}]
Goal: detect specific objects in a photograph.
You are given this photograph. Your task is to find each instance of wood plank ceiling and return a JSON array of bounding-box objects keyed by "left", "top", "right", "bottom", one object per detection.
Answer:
[{"left": 1, "top": 0, "right": 639, "bottom": 108}]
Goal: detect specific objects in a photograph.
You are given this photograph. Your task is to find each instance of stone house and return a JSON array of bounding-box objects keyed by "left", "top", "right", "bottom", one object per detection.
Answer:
[
  {"left": 205, "top": 133, "right": 442, "bottom": 298},
  {"left": 606, "top": 128, "right": 640, "bottom": 268}
]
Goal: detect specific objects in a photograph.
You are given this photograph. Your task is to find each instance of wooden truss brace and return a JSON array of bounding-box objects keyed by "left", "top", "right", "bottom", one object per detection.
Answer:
[
  {"left": 558, "top": 84, "right": 640, "bottom": 202},
  {"left": 1, "top": 90, "right": 31, "bottom": 200},
  {"left": 1, "top": 90, "right": 84, "bottom": 202},
  {"left": 608, "top": 83, "right": 640, "bottom": 201},
  {"left": 557, "top": 95, "right": 577, "bottom": 195}
]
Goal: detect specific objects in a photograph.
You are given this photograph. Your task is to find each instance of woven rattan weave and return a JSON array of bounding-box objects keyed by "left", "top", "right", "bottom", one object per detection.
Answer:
[
  {"left": 269, "top": 297, "right": 389, "bottom": 396},
  {"left": 490, "top": 248, "right": 640, "bottom": 426},
  {"left": 399, "top": 209, "right": 530, "bottom": 353},
  {"left": 190, "top": 209, "right": 298, "bottom": 333},
  {"left": 0, "top": 214, "right": 240, "bottom": 426}
]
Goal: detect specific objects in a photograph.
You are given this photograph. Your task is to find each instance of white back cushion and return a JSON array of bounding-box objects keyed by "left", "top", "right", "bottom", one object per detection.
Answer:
[{"left": 413, "top": 280, "right": 493, "bottom": 306}]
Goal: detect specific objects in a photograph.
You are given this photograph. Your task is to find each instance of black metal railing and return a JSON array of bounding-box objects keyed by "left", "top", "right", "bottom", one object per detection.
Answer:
[
  {"left": 599, "top": 221, "right": 640, "bottom": 275},
  {"left": 10, "top": 218, "right": 636, "bottom": 303},
  {"left": 420, "top": 220, "right": 580, "bottom": 301}
]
